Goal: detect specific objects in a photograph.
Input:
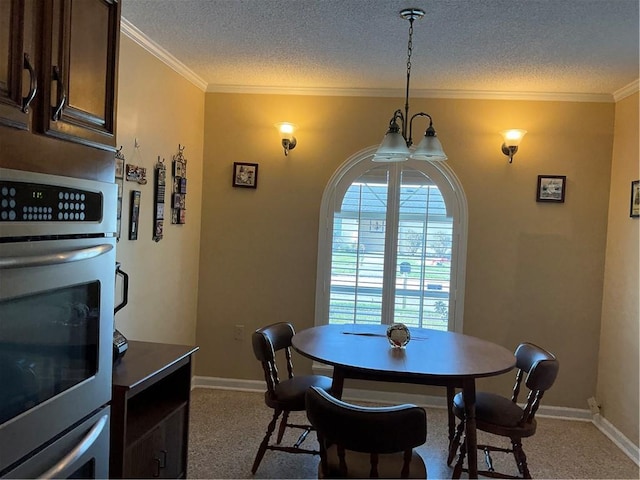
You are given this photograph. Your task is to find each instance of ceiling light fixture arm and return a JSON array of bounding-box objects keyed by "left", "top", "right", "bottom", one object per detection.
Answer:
[
  {"left": 408, "top": 112, "right": 434, "bottom": 147},
  {"left": 386, "top": 108, "right": 405, "bottom": 136}
]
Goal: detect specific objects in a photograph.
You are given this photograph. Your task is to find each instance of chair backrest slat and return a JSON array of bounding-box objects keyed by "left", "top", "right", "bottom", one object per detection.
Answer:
[
  {"left": 401, "top": 449, "right": 412, "bottom": 478},
  {"left": 337, "top": 445, "right": 348, "bottom": 476},
  {"left": 511, "top": 369, "right": 524, "bottom": 403},
  {"left": 284, "top": 345, "right": 294, "bottom": 379},
  {"left": 369, "top": 452, "right": 379, "bottom": 478}
]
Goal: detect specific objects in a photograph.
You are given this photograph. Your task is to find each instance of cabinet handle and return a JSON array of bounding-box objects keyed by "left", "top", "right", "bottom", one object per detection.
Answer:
[
  {"left": 51, "top": 65, "right": 66, "bottom": 121},
  {"left": 159, "top": 449, "right": 167, "bottom": 468},
  {"left": 153, "top": 458, "right": 161, "bottom": 477},
  {"left": 22, "top": 53, "right": 37, "bottom": 114}
]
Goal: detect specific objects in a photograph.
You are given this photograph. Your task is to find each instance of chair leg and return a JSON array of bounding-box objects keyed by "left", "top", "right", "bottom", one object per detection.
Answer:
[
  {"left": 512, "top": 440, "right": 531, "bottom": 479},
  {"left": 452, "top": 435, "right": 467, "bottom": 479},
  {"left": 276, "top": 410, "right": 290, "bottom": 444},
  {"left": 447, "top": 420, "right": 465, "bottom": 466},
  {"left": 446, "top": 386, "right": 456, "bottom": 441},
  {"left": 252, "top": 408, "right": 282, "bottom": 474}
]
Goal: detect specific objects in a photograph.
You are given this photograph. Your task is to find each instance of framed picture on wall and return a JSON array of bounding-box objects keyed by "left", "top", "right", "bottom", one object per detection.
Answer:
[
  {"left": 630, "top": 180, "right": 639, "bottom": 218},
  {"left": 233, "top": 162, "right": 258, "bottom": 188},
  {"left": 536, "top": 175, "right": 566, "bottom": 203}
]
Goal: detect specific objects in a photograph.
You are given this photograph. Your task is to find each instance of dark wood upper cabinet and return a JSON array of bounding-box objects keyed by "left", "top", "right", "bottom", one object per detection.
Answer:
[
  {"left": 37, "top": 0, "right": 120, "bottom": 151},
  {"left": 0, "top": 0, "right": 120, "bottom": 150},
  {"left": 0, "top": 0, "right": 35, "bottom": 130}
]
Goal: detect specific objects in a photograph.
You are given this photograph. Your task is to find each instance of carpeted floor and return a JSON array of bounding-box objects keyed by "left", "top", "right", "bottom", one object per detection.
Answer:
[{"left": 187, "top": 388, "right": 639, "bottom": 479}]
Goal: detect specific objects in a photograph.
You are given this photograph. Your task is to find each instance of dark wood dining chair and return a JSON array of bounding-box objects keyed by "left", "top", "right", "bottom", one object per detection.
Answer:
[
  {"left": 447, "top": 342, "right": 559, "bottom": 479},
  {"left": 305, "top": 386, "right": 428, "bottom": 478},
  {"left": 251, "top": 322, "right": 333, "bottom": 475}
]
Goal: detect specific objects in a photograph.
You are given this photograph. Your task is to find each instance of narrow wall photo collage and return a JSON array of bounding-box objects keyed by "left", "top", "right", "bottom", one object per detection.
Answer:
[{"left": 114, "top": 143, "right": 187, "bottom": 242}]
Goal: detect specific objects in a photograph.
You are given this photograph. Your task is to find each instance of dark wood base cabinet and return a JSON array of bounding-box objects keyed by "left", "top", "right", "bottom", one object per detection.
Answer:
[{"left": 110, "top": 341, "right": 199, "bottom": 479}]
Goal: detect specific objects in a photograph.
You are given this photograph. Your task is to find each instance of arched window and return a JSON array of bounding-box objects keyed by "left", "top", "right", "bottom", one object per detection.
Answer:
[{"left": 315, "top": 147, "right": 468, "bottom": 332}]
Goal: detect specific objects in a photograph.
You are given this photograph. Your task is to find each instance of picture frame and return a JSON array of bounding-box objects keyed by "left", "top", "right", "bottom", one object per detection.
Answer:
[
  {"left": 630, "top": 180, "right": 639, "bottom": 218},
  {"left": 233, "top": 162, "right": 258, "bottom": 188},
  {"left": 536, "top": 175, "right": 566, "bottom": 203},
  {"left": 115, "top": 156, "right": 125, "bottom": 179},
  {"left": 129, "top": 190, "right": 141, "bottom": 240},
  {"left": 173, "top": 159, "right": 184, "bottom": 178},
  {"left": 125, "top": 164, "right": 147, "bottom": 185}
]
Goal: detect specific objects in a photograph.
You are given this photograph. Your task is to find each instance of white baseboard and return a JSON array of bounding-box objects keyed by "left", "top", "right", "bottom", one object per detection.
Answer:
[
  {"left": 592, "top": 414, "right": 640, "bottom": 466},
  {"left": 193, "top": 375, "right": 264, "bottom": 392},
  {"left": 192, "top": 375, "right": 638, "bottom": 466}
]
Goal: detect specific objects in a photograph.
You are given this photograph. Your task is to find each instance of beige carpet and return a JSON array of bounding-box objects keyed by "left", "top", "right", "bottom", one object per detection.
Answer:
[{"left": 187, "top": 388, "right": 639, "bottom": 479}]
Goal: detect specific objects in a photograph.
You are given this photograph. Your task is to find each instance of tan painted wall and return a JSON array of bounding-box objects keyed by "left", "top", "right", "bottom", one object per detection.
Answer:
[
  {"left": 195, "top": 92, "right": 615, "bottom": 409},
  {"left": 113, "top": 36, "right": 204, "bottom": 346},
  {"left": 597, "top": 92, "right": 639, "bottom": 446}
]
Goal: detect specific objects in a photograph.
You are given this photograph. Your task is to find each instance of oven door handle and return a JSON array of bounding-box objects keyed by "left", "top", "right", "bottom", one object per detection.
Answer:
[
  {"left": 39, "top": 414, "right": 108, "bottom": 480},
  {"left": 0, "top": 243, "right": 113, "bottom": 269}
]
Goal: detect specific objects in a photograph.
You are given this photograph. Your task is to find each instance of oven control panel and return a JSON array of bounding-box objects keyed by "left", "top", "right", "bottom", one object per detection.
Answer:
[{"left": 0, "top": 180, "right": 103, "bottom": 222}]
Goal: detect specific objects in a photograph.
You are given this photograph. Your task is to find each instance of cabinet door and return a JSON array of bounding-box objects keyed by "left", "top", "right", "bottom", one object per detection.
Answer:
[
  {"left": 38, "top": 0, "right": 120, "bottom": 151},
  {"left": 123, "top": 408, "right": 187, "bottom": 479},
  {"left": 124, "top": 426, "right": 164, "bottom": 479},
  {"left": 158, "top": 406, "right": 187, "bottom": 478},
  {"left": 0, "top": 0, "right": 35, "bottom": 130}
]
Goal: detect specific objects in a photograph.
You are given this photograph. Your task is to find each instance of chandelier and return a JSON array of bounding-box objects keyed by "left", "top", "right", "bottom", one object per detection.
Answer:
[{"left": 372, "top": 8, "right": 447, "bottom": 163}]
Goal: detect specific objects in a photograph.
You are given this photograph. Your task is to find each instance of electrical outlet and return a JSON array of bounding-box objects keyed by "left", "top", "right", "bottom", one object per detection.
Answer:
[
  {"left": 234, "top": 324, "right": 245, "bottom": 341},
  {"left": 587, "top": 396, "right": 601, "bottom": 414}
]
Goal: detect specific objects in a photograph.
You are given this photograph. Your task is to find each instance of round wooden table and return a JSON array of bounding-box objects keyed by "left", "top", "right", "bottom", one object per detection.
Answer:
[{"left": 292, "top": 324, "right": 516, "bottom": 479}]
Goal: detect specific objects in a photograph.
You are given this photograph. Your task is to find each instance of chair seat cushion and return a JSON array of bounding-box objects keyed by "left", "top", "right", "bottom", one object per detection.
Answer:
[
  {"left": 452, "top": 392, "right": 537, "bottom": 437},
  {"left": 268, "top": 375, "right": 332, "bottom": 410},
  {"left": 320, "top": 444, "right": 427, "bottom": 479}
]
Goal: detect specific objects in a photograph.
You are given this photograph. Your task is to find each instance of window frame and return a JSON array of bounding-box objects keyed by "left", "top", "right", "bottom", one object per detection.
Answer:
[{"left": 315, "top": 146, "right": 468, "bottom": 332}]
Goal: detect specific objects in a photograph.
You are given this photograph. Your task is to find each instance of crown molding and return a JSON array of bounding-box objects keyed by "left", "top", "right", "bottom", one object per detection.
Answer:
[
  {"left": 120, "top": 17, "right": 208, "bottom": 92},
  {"left": 205, "top": 83, "right": 614, "bottom": 103},
  {"left": 613, "top": 79, "right": 640, "bottom": 102}
]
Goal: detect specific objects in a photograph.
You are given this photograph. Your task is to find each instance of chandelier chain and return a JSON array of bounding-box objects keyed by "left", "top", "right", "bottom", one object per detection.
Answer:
[{"left": 406, "top": 18, "right": 414, "bottom": 82}]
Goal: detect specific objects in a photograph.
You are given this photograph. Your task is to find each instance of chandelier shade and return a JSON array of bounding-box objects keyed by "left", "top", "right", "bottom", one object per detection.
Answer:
[
  {"left": 372, "top": 119, "right": 411, "bottom": 162},
  {"left": 410, "top": 130, "right": 447, "bottom": 161}
]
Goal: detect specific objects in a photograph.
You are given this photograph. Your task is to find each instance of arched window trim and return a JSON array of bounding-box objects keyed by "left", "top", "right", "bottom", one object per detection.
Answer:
[{"left": 315, "top": 146, "right": 468, "bottom": 333}]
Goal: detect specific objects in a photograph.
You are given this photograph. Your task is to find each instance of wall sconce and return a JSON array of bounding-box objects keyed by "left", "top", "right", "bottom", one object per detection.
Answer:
[
  {"left": 275, "top": 122, "right": 297, "bottom": 156},
  {"left": 500, "top": 129, "right": 527, "bottom": 163}
]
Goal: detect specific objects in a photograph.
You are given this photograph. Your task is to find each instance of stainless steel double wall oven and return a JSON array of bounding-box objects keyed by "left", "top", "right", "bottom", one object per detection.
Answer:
[{"left": 0, "top": 168, "right": 117, "bottom": 478}]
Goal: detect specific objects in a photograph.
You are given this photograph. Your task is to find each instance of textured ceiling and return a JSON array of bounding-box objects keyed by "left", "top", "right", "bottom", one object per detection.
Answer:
[{"left": 121, "top": 0, "right": 639, "bottom": 97}]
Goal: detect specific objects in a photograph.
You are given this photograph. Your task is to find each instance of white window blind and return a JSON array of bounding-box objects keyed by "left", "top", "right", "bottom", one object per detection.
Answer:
[{"left": 327, "top": 164, "right": 453, "bottom": 330}]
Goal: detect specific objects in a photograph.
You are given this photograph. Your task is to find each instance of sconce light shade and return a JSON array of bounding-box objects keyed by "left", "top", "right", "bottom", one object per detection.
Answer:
[
  {"left": 500, "top": 129, "right": 527, "bottom": 163},
  {"left": 275, "top": 122, "right": 297, "bottom": 156}
]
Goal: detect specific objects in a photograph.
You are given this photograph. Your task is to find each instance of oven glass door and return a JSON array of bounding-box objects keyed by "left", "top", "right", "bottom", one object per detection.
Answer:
[
  {"left": 0, "top": 236, "right": 114, "bottom": 473},
  {"left": 0, "top": 281, "right": 100, "bottom": 424}
]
